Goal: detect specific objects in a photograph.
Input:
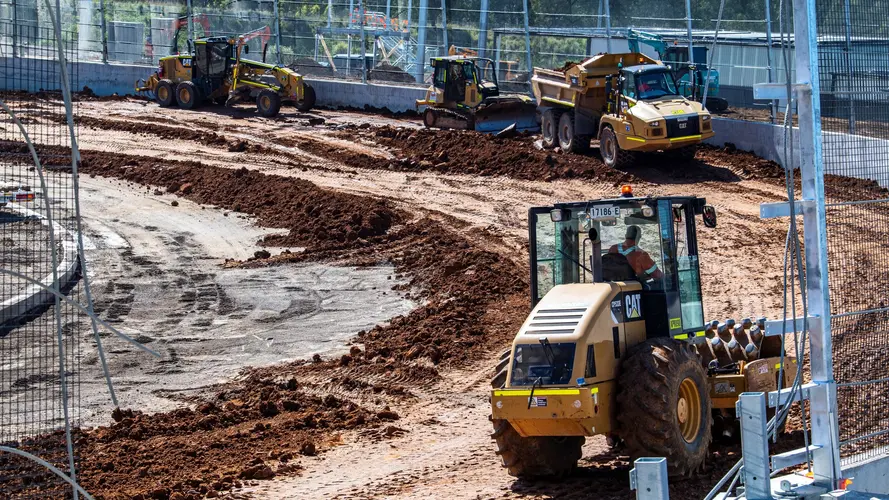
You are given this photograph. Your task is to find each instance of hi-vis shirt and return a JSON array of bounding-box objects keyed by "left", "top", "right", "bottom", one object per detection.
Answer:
[{"left": 608, "top": 242, "right": 662, "bottom": 278}]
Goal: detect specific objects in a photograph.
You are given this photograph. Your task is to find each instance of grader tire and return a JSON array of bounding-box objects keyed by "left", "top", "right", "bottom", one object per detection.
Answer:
[
  {"left": 296, "top": 83, "right": 316, "bottom": 112},
  {"left": 490, "top": 419, "right": 584, "bottom": 478},
  {"left": 257, "top": 89, "right": 282, "bottom": 117},
  {"left": 156, "top": 79, "right": 175, "bottom": 108},
  {"left": 617, "top": 337, "right": 712, "bottom": 477}
]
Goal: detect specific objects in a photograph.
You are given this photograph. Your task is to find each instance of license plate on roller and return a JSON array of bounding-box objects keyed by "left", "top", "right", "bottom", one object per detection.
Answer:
[{"left": 589, "top": 205, "right": 619, "bottom": 219}]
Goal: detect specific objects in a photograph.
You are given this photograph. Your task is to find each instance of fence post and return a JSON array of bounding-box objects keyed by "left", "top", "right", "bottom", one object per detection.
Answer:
[
  {"left": 604, "top": 0, "right": 611, "bottom": 52},
  {"left": 522, "top": 0, "right": 531, "bottom": 92},
  {"left": 11, "top": 0, "right": 17, "bottom": 57},
  {"left": 685, "top": 0, "right": 693, "bottom": 80},
  {"left": 792, "top": 0, "right": 841, "bottom": 488},
  {"left": 414, "top": 0, "right": 427, "bottom": 82},
  {"left": 842, "top": 0, "right": 855, "bottom": 134},
  {"left": 360, "top": 0, "right": 366, "bottom": 83},
  {"left": 273, "top": 0, "right": 281, "bottom": 64},
  {"left": 327, "top": 0, "right": 332, "bottom": 27},
  {"left": 764, "top": 0, "right": 775, "bottom": 123},
  {"left": 440, "top": 0, "right": 447, "bottom": 54},
  {"left": 98, "top": 0, "right": 108, "bottom": 62},
  {"left": 186, "top": 0, "right": 193, "bottom": 48},
  {"left": 477, "top": 0, "right": 488, "bottom": 58}
]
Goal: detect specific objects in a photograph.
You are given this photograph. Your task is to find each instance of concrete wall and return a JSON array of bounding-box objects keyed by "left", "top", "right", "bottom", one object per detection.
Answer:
[
  {"left": 707, "top": 117, "right": 802, "bottom": 171},
  {"left": 843, "top": 451, "right": 889, "bottom": 495},
  {"left": 304, "top": 78, "right": 426, "bottom": 113},
  {"left": 0, "top": 56, "right": 153, "bottom": 96}
]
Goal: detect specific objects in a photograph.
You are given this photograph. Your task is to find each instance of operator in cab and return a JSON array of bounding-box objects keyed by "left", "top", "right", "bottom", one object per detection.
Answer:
[{"left": 608, "top": 225, "right": 664, "bottom": 280}]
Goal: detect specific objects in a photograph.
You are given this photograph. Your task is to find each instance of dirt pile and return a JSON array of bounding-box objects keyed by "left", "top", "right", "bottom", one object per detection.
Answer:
[
  {"left": 338, "top": 126, "right": 632, "bottom": 182},
  {"left": 288, "top": 57, "right": 334, "bottom": 77},
  {"left": 554, "top": 61, "right": 579, "bottom": 72},
  {"left": 79, "top": 154, "right": 399, "bottom": 249},
  {"left": 368, "top": 63, "right": 416, "bottom": 84}
]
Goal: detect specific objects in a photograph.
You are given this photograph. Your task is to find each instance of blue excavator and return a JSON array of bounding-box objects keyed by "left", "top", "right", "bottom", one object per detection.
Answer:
[{"left": 626, "top": 29, "right": 729, "bottom": 112}]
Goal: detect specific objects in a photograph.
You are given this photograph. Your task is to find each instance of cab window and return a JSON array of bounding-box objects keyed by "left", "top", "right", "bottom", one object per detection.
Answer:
[
  {"left": 671, "top": 202, "right": 704, "bottom": 330},
  {"left": 433, "top": 63, "right": 447, "bottom": 88},
  {"left": 621, "top": 73, "right": 637, "bottom": 99}
]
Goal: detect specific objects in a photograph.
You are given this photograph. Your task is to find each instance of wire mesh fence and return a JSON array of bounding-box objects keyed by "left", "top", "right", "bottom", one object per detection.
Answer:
[
  {"left": 0, "top": 19, "right": 84, "bottom": 496},
  {"left": 0, "top": 0, "right": 803, "bottom": 109},
  {"left": 816, "top": 0, "right": 889, "bottom": 466}
]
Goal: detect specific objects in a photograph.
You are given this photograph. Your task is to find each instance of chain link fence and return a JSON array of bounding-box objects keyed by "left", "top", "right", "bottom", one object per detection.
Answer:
[
  {"left": 816, "top": 0, "right": 889, "bottom": 466},
  {"left": 0, "top": 18, "right": 85, "bottom": 496}
]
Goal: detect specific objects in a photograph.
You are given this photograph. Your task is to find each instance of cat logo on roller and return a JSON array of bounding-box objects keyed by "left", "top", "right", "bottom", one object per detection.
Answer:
[{"left": 624, "top": 292, "right": 643, "bottom": 321}]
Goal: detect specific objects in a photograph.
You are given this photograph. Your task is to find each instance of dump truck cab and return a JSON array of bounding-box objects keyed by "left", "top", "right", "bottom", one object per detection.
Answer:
[{"left": 490, "top": 187, "right": 796, "bottom": 478}]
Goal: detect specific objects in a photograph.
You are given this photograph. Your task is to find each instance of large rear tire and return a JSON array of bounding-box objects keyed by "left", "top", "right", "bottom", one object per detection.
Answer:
[
  {"left": 491, "top": 419, "right": 584, "bottom": 478},
  {"left": 541, "top": 109, "right": 561, "bottom": 149},
  {"left": 175, "top": 81, "right": 200, "bottom": 110},
  {"left": 156, "top": 79, "right": 175, "bottom": 108},
  {"left": 558, "top": 111, "right": 588, "bottom": 153},
  {"left": 599, "top": 125, "right": 636, "bottom": 168},
  {"left": 617, "top": 338, "right": 712, "bottom": 476},
  {"left": 296, "top": 83, "right": 316, "bottom": 112},
  {"left": 257, "top": 89, "right": 282, "bottom": 117}
]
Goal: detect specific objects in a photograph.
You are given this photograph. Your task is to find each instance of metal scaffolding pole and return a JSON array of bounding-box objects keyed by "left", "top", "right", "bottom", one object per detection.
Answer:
[
  {"left": 328, "top": 0, "right": 333, "bottom": 27},
  {"left": 273, "top": 0, "right": 282, "bottom": 65},
  {"left": 685, "top": 0, "right": 694, "bottom": 79},
  {"left": 792, "top": 0, "right": 842, "bottom": 488},
  {"left": 414, "top": 0, "right": 428, "bottom": 82},
  {"left": 12, "top": 0, "right": 18, "bottom": 58},
  {"left": 522, "top": 0, "right": 532, "bottom": 91},
  {"left": 441, "top": 0, "right": 448, "bottom": 54},
  {"left": 478, "top": 0, "right": 488, "bottom": 58},
  {"left": 765, "top": 0, "right": 775, "bottom": 123},
  {"left": 604, "top": 0, "right": 612, "bottom": 52},
  {"left": 186, "top": 0, "right": 194, "bottom": 48},
  {"left": 360, "top": 0, "right": 367, "bottom": 83}
]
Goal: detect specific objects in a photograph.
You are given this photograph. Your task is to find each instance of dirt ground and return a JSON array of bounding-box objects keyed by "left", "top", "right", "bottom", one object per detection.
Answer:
[{"left": 4, "top": 94, "right": 885, "bottom": 499}]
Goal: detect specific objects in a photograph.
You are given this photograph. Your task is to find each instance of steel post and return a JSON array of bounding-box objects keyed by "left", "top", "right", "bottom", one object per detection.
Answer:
[
  {"left": 478, "top": 0, "right": 488, "bottom": 58},
  {"left": 596, "top": 0, "right": 602, "bottom": 29},
  {"left": 843, "top": 0, "right": 855, "bottom": 134},
  {"left": 792, "top": 0, "right": 842, "bottom": 488},
  {"left": 386, "top": 0, "right": 391, "bottom": 18},
  {"left": 186, "top": 0, "right": 193, "bottom": 49},
  {"left": 522, "top": 0, "right": 532, "bottom": 92},
  {"left": 327, "top": 0, "right": 332, "bottom": 27},
  {"left": 273, "top": 0, "right": 282, "bottom": 65},
  {"left": 360, "top": 0, "right": 366, "bottom": 83},
  {"left": 414, "top": 0, "right": 427, "bottom": 82},
  {"left": 314, "top": 34, "right": 319, "bottom": 61},
  {"left": 685, "top": 0, "right": 693, "bottom": 80},
  {"left": 12, "top": 0, "right": 17, "bottom": 58},
  {"left": 629, "top": 458, "right": 669, "bottom": 500},
  {"left": 604, "top": 0, "right": 611, "bottom": 53},
  {"left": 441, "top": 0, "right": 448, "bottom": 55},
  {"left": 765, "top": 0, "right": 775, "bottom": 123},
  {"left": 739, "top": 392, "right": 771, "bottom": 499},
  {"left": 347, "top": 33, "right": 352, "bottom": 76},
  {"left": 494, "top": 32, "right": 501, "bottom": 81}
]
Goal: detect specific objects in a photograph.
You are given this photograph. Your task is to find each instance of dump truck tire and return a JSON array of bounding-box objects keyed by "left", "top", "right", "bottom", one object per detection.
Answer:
[
  {"left": 490, "top": 419, "right": 584, "bottom": 477},
  {"left": 175, "top": 81, "right": 200, "bottom": 110},
  {"left": 257, "top": 89, "right": 282, "bottom": 117},
  {"left": 557, "top": 112, "right": 588, "bottom": 153},
  {"left": 617, "top": 337, "right": 712, "bottom": 476},
  {"left": 156, "top": 79, "right": 175, "bottom": 108},
  {"left": 541, "top": 109, "right": 560, "bottom": 149},
  {"left": 600, "top": 125, "right": 635, "bottom": 168},
  {"left": 296, "top": 83, "right": 316, "bottom": 112}
]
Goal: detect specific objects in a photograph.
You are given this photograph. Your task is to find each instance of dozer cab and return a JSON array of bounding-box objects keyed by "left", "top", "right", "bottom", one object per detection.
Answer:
[
  {"left": 415, "top": 54, "right": 538, "bottom": 133},
  {"left": 490, "top": 187, "right": 795, "bottom": 477},
  {"left": 531, "top": 53, "right": 715, "bottom": 168},
  {"left": 136, "top": 28, "right": 314, "bottom": 117}
]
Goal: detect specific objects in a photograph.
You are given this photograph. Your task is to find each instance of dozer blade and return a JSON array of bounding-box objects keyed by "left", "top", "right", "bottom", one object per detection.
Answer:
[{"left": 473, "top": 99, "right": 539, "bottom": 134}]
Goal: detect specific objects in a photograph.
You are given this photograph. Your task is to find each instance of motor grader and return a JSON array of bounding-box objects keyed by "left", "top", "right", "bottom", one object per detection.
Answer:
[
  {"left": 136, "top": 29, "right": 314, "bottom": 117},
  {"left": 531, "top": 53, "right": 715, "bottom": 168},
  {"left": 490, "top": 186, "right": 795, "bottom": 477}
]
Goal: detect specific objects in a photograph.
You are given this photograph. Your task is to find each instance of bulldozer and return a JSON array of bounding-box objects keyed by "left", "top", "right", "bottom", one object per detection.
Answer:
[
  {"left": 490, "top": 186, "right": 796, "bottom": 477},
  {"left": 136, "top": 28, "right": 315, "bottom": 117},
  {"left": 531, "top": 52, "right": 715, "bottom": 167},
  {"left": 415, "top": 51, "right": 538, "bottom": 133}
]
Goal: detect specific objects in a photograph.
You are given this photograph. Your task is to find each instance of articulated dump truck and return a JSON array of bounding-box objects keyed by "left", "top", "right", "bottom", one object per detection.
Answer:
[{"left": 531, "top": 53, "right": 715, "bottom": 168}]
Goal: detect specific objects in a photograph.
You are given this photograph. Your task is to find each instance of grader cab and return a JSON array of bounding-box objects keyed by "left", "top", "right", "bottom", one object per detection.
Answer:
[{"left": 490, "top": 187, "right": 796, "bottom": 477}]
